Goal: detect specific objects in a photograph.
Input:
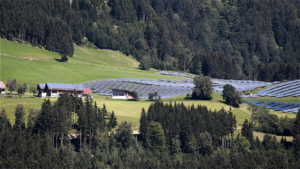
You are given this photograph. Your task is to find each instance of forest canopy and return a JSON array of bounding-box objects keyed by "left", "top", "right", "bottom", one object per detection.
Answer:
[{"left": 1, "top": 0, "right": 300, "bottom": 80}]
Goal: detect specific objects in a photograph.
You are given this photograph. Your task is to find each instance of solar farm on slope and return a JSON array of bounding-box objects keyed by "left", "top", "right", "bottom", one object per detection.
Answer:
[
  {"left": 83, "top": 78, "right": 273, "bottom": 99},
  {"left": 253, "top": 79, "right": 300, "bottom": 98},
  {"left": 244, "top": 100, "right": 300, "bottom": 113}
]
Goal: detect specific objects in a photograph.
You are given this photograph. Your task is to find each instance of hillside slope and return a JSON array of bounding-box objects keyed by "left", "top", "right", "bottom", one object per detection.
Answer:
[
  {"left": 0, "top": 38, "right": 184, "bottom": 87},
  {"left": 1, "top": 0, "right": 300, "bottom": 81}
]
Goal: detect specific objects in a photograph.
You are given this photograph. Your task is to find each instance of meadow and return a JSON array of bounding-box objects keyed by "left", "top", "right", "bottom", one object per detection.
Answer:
[
  {"left": 0, "top": 38, "right": 298, "bottom": 135},
  {"left": 0, "top": 38, "right": 183, "bottom": 87}
]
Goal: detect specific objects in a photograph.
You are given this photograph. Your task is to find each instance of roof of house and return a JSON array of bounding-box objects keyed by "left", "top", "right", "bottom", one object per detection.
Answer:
[
  {"left": 83, "top": 88, "right": 92, "bottom": 95},
  {"left": 46, "top": 83, "right": 84, "bottom": 91},
  {"left": 38, "top": 83, "right": 46, "bottom": 89},
  {"left": 0, "top": 81, "right": 6, "bottom": 89}
]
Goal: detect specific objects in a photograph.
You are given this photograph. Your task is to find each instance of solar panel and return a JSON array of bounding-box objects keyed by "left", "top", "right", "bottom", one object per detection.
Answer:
[
  {"left": 117, "top": 82, "right": 129, "bottom": 89},
  {"left": 129, "top": 84, "right": 141, "bottom": 92},
  {"left": 135, "top": 85, "right": 147, "bottom": 93},
  {"left": 124, "top": 83, "right": 135, "bottom": 90}
]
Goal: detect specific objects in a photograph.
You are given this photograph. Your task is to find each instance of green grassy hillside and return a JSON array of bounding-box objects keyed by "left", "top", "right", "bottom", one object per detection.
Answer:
[
  {"left": 0, "top": 38, "right": 187, "bottom": 129},
  {"left": 0, "top": 38, "right": 183, "bottom": 87},
  {"left": 0, "top": 38, "right": 296, "bottom": 133}
]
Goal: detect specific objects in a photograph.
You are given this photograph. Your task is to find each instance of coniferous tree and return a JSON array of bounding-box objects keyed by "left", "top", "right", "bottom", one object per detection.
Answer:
[
  {"left": 108, "top": 111, "right": 118, "bottom": 131},
  {"left": 116, "top": 121, "right": 132, "bottom": 149},
  {"left": 101, "top": 104, "right": 107, "bottom": 116},
  {"left": 0, "top": 109, "right": 11, "bottom": 131},
  {"left": 34, "top": 99, "right": 53, "bottom": 134},
  {"left": 241, "top": 119, "right": 254, "bottom": 143},
  {"left": 139, "top": 108, "right": 148, "bottom": 145},
  {"left": 198, "top": 131, "right": 213, "bottom": 156},
  {"left": 85, "top": 98, "right": 95, "bottom": 149},
  {"left": 148, "top": 121, "right": 166, "bottom": 152},
  {"left": 77, "top": 98, "right": 87, "bottom": 148},
  {"left": 293, "top": 109, "right": 300, "bottom": 158},
  {"left": 97, "top": 107, "right": 106, "bottom": 132},
  {"left": 26, "top": 108, "right": 40, "bottom": 134},
  {"left": 13, "top": 104, "right": 26, "bottom": 132}
]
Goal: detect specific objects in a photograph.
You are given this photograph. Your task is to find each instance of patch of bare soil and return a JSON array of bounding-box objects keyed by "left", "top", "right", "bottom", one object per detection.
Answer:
[{"left": 22, "top": 57, "right": 41, "bottom": 61}]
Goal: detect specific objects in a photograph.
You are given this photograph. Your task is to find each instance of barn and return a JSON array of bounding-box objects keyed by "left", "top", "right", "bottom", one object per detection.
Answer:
[
  {"left": 0, "top": 81, "right": 6, "bottom": 95},
  {"left": 111, "top": 89, "right": 133, "bottom": 99},
  {"left": 37, "top": 83, "right": 89, "bottom": 98},
  {"left": 82, "top": 87, "right": 93, "bottom": 98}
]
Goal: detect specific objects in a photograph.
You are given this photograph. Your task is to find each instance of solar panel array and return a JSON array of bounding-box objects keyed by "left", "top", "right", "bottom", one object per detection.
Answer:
[
  {"left": 160, "top": 71, "right": 195, "bottom": 78},
  {"left": 212, "top": 79, "right": 273, "bottom": 93},
  {"left": 244, "top": 100, "right": 300, "bottom": 113},
  {"left": 83, "top": 78, "right": 194, "bottom": 99},
  {"left": 253, "top": 79, "right": 300, "bottom": 98},
  {"left": 82, "top": 78, "right": 276, "bottom": 99}
]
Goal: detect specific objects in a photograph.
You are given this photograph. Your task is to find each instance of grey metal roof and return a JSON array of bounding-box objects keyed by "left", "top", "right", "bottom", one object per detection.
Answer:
[
  {"left": 39, "top": 83, "right": 46, "bottom": 89},
  {"left": 46, "top": 83, "right": 84, "bottom": 91}
]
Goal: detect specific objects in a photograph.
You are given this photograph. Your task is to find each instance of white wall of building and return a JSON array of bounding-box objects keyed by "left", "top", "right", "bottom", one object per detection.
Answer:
[{"left": 112, "top": 95, "right": 127, "bottom": 99}]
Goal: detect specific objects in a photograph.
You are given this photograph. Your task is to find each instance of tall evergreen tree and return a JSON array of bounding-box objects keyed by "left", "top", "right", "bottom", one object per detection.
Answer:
[
  {"left": 148, "top": 121, "right": 166, "bottom": 152},
  {"left": 34, "top": 99, "right": 53, "bottom": 134},
  {"left": 26, "top": 108, "right": 40, "bottom": 134},
  {"left": 293, "top": 109, "right": 300, "bottom": 158},
  {"left": 241, "top": 119, "right": 254, "bottom": 143},
  {"left": 139, "top": 108, "right": 148, "bottom": 145},
  {"left": 108, "top": 111, "right": 118, "bottom": 131},
  {"left": 0, "top": 109, "right": 11, "bottom": 131},
  {"left": 13, "top": 104, "right": 26, "bottom": 132}
]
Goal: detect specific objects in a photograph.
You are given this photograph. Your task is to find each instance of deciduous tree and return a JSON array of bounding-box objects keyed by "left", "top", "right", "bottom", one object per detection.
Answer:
[
  {"left": 29, "top": 87, "right": 37, "bottom": 97},
  {"left": 222, "top": 84, "right": 242, "bottom": 107},
  {"left": 6, "top": 77, "right": 17, "bottom": 95},
  {"left": 192, "top": 75, "right": 213, "bottom": 100}
]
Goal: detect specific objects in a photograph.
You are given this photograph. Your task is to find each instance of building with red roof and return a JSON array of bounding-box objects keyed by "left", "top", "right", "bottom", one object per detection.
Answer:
[
  {"left": 82, "top": 88, "right": 93, "bottom": 98},
  {"left": 0, "top": 81, "right": 6, "bottom": 95}
]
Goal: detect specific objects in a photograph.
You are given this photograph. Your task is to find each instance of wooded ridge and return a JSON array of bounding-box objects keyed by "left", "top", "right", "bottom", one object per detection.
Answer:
[{"left": 1, "top": 0, "right": 300, "bottom": 81}]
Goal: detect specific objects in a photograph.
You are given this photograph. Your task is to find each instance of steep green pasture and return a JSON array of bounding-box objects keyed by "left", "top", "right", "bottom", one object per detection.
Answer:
[
  {"left": 0, "top": 38, "right": 184, "bottom": 88},
  {"left": 0, "top": 38, "right": 185, "bottom": 129},
  {"left": 0, "top": 38, "right": 296, "bottom": 133}
]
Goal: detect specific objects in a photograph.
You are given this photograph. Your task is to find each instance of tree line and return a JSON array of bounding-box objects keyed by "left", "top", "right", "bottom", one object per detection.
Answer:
[
  {"left": 139, "top": 100, "right": 237, "bottom": 153},
  {"left": 2, "top": 95, "right": 300, "bottom": 168},
  {"left": 248, "top": 103, "right": 295, "bottom": 136},
  {"left": 1, "top": 0, "right": 300, "bottom": 80}
]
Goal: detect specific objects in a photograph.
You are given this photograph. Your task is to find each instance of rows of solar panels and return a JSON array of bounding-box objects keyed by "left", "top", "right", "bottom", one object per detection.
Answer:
[
  {"left": 82, "top": 78, "right": 275, "bottom": 99},
  {"left": 212, "top": 79, "right": 273, "bottom": 93},
  {"left": 244, "top": 100, "right": 300, "bottom": 113},
  {"left": 160, "top": 71, "right": 195, "bottom": 78},
  {"left": 82, "top": 78, "right": 194, "bottom": 99},
  {"left": 249, "top": 79, "right": 300, "bottom": 98}
]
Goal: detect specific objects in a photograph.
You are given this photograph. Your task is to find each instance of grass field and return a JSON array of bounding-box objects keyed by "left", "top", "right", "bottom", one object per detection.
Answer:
[
  {"left": 0, "top": 38, "right": 184, "bottom": 88},
  {"left": 0, "top": 38, "right": 298, "bottom": 137},
  {"left": 1, "top": 92, "right": 246, "bottom": 130}
]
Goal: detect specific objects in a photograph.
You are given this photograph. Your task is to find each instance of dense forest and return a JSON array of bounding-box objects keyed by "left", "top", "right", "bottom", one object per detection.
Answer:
[
  {"left": 1, "top": 0, "right": 300, "bottom": 80},
  {"left": 1, "top": 95, "right": 300, "bottom": 168}
]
